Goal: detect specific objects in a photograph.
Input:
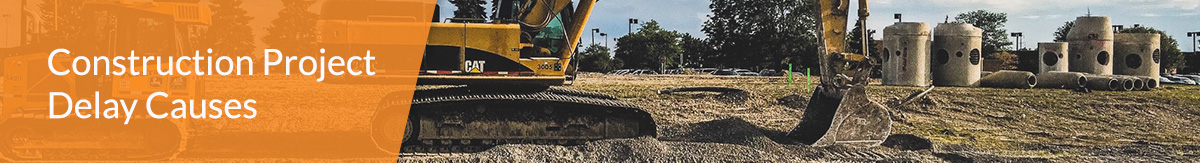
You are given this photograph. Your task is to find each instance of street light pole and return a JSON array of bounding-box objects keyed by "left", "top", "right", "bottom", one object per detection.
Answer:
[
  {"left": 1189, "top": 32, "right": 1199, "bottom": 54},
  {"left": 1010, "top": 32, "right": 1023, "bottom": 51},
  {"left": 600, "top": 33, "right": 608, "bottom": 47},
  {"left": 591, "top": 28, "right": 600, "bottom": 45},
  {"left": 628, "top": 18, "right": 639, "bottom": 35}
]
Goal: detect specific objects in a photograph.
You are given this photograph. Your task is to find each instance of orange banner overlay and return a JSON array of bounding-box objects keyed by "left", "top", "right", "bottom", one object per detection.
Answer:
[{"left": 0, "top": 0, "right": 434, "bottom": 161}]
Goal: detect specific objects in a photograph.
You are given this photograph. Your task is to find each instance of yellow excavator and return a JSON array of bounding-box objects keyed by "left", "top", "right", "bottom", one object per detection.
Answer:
[
  {"left": 319, "top": 0, "right": 890, "bottom": 155},
  {"left": 318, "top": 0, "right": 655, "bottom": 154}
]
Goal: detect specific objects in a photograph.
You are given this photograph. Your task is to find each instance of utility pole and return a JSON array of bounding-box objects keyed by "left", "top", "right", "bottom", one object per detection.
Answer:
[
  {"left": 591, "top": 28, "right": 600, "bottom": 45},
  {"left": 627, "top": 18, "right": 639, "bottom": 35},
  {"left": 1010, "top": 32, "right": 1023, "bottom": 51}
]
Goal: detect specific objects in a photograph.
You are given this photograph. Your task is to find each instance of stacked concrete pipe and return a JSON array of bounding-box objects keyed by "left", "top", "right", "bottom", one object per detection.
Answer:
[
  {"left": 1067, "top": 16, "right": 1115, "bottom": 75},
  {"left": 931, "top": 23, "right": 984, "bottom": 87},
  {"left": 1035, "top": 71, "right": 1087, "bottom": 89},
  {"left": 978, "top": 70, "right": 1037, "bottom": 89},
  {"left": 882, "top": 22, "right": 933, "bottom": 86},
  {"left": 1113, "top": 33, "right": 1161, "bottom": 90}
]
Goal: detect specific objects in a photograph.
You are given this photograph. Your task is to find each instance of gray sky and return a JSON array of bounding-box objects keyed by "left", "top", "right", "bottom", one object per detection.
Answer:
[{"left": 3, "top": 0, "right": 1197, "bottom": 51}]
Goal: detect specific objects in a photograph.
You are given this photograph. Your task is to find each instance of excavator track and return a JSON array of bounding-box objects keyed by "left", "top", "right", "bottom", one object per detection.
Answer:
[{"left": 371, "top": 86, "right": 657, "bottom": 155}]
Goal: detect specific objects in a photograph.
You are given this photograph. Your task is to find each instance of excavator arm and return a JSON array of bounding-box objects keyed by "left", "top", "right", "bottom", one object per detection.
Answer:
[{"left": 787, "top": 0, "right": 892, "bottom": 147}]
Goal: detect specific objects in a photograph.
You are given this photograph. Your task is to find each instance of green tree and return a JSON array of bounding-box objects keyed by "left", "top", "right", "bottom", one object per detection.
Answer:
[
  {"left": 576, "top": 44, "right": 617, "bottom": 72},
  {"left": 680, "top": 33, "right": 710, "bottom": 67},
  {"left": 846, "top": 21, "right": 879, "bottom": 56},
  {"left": 450, "top": 0, "right": 487, "bottom": 22},
  {"left": 263, "top": 0, "right": 320, "bottom": 55},
  {"left": 37, "top": 0, "right": 87, "bottom": 43},
  {"left": 955, "top": 10, "right": 1012, "bottom": 57},
  {"left": 202, "top": 0, "right": 256, "bottom": 56},
  {"left": 1053, "top": 21, "right": 1073, "bottom": 42},
  {"left": 1119, "top": 26, "right": 1185, "bottom": 72},
  {"left": 614, "top": 20, "right": 682, "bottom": 70},
  {"left": 703, "top": 0, "right": 818, "bottom": 70}
]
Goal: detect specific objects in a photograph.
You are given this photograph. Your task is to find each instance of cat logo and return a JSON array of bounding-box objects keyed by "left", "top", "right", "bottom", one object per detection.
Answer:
[{"left": 466, "top": 60, "right": 486, "bottom": 73}]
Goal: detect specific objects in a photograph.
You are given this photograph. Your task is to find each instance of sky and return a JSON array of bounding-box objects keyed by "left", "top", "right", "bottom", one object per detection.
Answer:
[{"left": 2, "top": 0, "right": 1198, "bottom": 51}]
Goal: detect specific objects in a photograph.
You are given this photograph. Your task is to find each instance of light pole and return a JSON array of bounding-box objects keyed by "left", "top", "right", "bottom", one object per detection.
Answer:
[
  {"left": 600, "top": 33, "right": 608, "bottom": 47},
  {"left": 1188, "top": 32, "right": 1199, "bottom": 54},
  {"left": 1010, "top": 32, "right": 1023, "bottom": 51},
  {"left": 591, "top": 28, "right": 600, "bottom": 45},
  {"left": 628, "top": 18, "right": 639, "bottom": 35},
  {"left": 894, "top": 13, "right": 902, "bottom": 22}
]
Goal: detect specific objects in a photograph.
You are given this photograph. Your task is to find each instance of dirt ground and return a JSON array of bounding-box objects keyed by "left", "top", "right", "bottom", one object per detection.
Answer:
[
  {"left": 178, "top": 74, "right": 1200, "bottom": 162},
  {"left": 401, "top": 74, "right": 1200, "bottom": 162}
]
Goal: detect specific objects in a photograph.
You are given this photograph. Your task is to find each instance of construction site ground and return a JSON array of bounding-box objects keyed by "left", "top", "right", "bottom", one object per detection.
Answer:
[{"left": 180, "top": 74, "right": 1200, "bottom": 162}]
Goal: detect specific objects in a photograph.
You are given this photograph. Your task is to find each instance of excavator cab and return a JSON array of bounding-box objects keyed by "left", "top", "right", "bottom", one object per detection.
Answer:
[{"left": 787, "top": 0, "right": 892, "bottom": 147}]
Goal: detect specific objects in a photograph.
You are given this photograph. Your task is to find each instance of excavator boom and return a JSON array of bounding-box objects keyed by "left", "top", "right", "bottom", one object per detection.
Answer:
[{"left": 787, "top": 0, "right": 892, "bottom": 147}]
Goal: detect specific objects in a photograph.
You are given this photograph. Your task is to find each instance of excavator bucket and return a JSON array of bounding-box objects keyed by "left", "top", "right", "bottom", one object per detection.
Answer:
[{"left": 788, "top": 85, "right": 891, "bottom": 147}]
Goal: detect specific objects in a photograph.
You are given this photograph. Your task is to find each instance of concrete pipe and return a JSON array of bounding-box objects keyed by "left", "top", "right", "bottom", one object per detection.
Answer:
[
  {"left": 932, "top": 23, "right": 984, "bottom": 87},
  {"left": 1035, "top": 71, "right": 1087, "bottom": 89},
  {"left": 978, "top": 70, "right": 1037, "bottom": 89},
  {"left": 1083, "top": 74, "right": 1122, "bottom": 91},
  {"left": 1038, "top": 42, "right": 1069, "bottom": 74},
  {"left": 980, "top": 71, "right": 994, "bottom": 78},
  {"left": 1140, "top": 76, "right": 1159, "bottom": 90},
  {"left": 1118, "top": 76, "right": 1136, "bottom": 91},
  {"left": 883, "top": 22, "right": 933, "bottom": 87},
  {"left": 1114, "top": 75, "right": 1148, "bottom": 91},
  {"left": 1120, "top": 75, "right": 1145, "bottom": 91},
  {"left": 1067, "top": 16, "right": 1115, "bottom": 75}
]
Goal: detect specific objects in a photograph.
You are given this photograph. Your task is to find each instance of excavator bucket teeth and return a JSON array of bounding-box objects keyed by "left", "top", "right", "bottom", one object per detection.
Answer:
[{"left": 788, "top": 85, "right": 891, "bottom": 147}]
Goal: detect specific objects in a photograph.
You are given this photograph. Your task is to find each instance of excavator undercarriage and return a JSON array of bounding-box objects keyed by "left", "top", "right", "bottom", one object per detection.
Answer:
[{"left": 373, "top": 86, "right": 655, "bottom": 154}]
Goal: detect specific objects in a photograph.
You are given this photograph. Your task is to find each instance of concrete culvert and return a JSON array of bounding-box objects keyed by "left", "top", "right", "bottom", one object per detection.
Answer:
[
  {"left": 1131, "top": 77, "right": 1146, "bottom": 91},
  {"left": 1084, "top": 74, "right": 1122, "bottom": 91},
  {"left": 1141, "top": 76, "right": 1159, "bottom": 90},
  {"left": 931, "top": 23, "right": 984, "bottom": 87},
  {"left": 1035, "top": 71, "right": 1087, "bottom": 89},
  {"left": 978, "top": 70, "right": 1037, "bottom": 89},
  {"left": 1067, "top": 16, "right": 1115, "bottom": 75}
]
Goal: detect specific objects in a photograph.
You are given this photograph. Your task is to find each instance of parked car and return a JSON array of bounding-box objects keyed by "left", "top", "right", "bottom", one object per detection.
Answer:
[
  {"left": 758, "top": 69, "right": 784, "bottom": 76},
  {"left": 1164, "top": 76, "right": 1197, "bottom": 85},
  {"left": 609, "top": 69, "right": 633, "bottom": 75},
  {"left": 733, "top": 69, "right": 759, "bottom": 76},
  {"left": 1161, "top": 77, "right": 1185, "bottom": 85},
  {"left": 696, "top": 68, "right": 719, "bottom": 74},
  {"left": 627, "top": 69, "right": 659, "bottom": 75},
  {"left": 737, "top": 71, "right": 761, "bottom": 76},
  {"left": 1174, "top": 74, "right": 1200, "bottom": 84},
  {"left": 712, "top": 69, "right": 739, "bottom": 76}
]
